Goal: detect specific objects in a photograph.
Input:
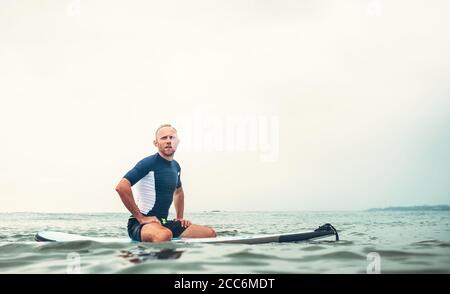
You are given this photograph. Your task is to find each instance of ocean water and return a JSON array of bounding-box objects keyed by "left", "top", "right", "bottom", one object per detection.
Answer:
[{"left": 0, "top": 211, "right": 449, "bottom": 274}]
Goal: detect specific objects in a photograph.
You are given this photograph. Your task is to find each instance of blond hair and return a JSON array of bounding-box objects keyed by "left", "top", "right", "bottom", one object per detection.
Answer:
[{"left": 155, "top": 124, "right": 177, "bottom": 138}]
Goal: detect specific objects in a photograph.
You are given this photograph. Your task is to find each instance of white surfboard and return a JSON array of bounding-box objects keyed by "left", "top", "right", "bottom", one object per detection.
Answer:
[{"left": 35, "top": 223, "right": 339, "bottom": 244}]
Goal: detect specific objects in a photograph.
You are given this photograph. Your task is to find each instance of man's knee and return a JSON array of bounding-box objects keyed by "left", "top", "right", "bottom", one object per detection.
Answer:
[
  {"left": 142, "top": 227, "right": 173, "bottom": 242},
  {"left": 207, "top": 227, "right": 217, "bottom": 238},
  {"left": 153, "top": 229, "right": 173, "bottom": 242}
]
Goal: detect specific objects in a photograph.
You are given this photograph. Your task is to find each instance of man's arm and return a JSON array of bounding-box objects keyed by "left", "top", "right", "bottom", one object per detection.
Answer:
[
  {"left": 115, "top": 178, "right": 160, "bottom": 225},
  {"left": 173, "top": 187, "right": 184, "bottom": 219},
  {"left": 173, "top": 187, "right": 191, "bottom": 228}
]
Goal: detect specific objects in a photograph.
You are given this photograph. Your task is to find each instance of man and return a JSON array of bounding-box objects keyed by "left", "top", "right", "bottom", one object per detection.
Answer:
[{"left": 115, "top": 124, "right": 216, "bottom": 242}]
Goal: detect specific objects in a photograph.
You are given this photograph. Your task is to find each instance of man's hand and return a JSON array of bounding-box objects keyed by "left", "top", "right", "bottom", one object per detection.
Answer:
[
  {"left": 175, "top": 218, "right": 192, "bottom": 228},
  {"left": 138, "top": 216, "right": 161, "bottom": 225}
]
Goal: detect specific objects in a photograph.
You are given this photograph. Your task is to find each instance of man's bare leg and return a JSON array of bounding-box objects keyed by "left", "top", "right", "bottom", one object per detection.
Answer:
[
  {"left": 140, "top": 223, "right": 173, "bottom": 242},
  {"left": 180, "top": 224, "right": 216, "bottom": 238}
]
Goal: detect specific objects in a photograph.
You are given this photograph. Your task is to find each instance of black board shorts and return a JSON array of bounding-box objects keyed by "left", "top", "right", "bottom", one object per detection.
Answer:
[{"left": 127, "top": 217, "right": 187, "bottom": 242}]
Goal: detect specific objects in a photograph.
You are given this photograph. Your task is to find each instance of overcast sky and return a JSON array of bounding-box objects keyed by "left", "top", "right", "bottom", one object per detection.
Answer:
[{"left": 1, "top": 0, "right": 449, "bottom": 213}]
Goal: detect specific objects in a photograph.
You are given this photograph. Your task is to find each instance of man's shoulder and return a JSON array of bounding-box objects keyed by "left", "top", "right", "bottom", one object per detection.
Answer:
[
  {"left": 173, "top": 159, "right": 181, "bottom": 170},
  {"left": 136, "top": 153, "right": 158, "bottom": 167}
]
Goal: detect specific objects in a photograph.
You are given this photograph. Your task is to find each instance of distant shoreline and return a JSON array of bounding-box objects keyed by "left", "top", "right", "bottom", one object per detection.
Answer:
[
  {"left": 368, "top": 205, "right": 450, "bottom": 212},
  {"left": 2, "top": 206, "right": 450, "bottom": 214}
]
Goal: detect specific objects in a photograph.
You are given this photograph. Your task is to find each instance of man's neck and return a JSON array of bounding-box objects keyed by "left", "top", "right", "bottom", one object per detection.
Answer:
[{"left": 158, "top": 151, "right": 174, "bottom": 161}]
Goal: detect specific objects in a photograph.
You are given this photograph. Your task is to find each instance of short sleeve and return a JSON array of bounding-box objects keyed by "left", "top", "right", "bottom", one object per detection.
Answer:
[
  {"left": 123, "top": 157, "right": 154, "bottom": 186},
  {"left": 176, "top": 164, "right": 182, "bottom": 189}
]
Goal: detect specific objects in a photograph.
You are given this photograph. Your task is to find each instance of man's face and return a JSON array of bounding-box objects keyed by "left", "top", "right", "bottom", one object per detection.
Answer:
[{"left": 154, "top": 127, "right": 179, "bottom": 157}]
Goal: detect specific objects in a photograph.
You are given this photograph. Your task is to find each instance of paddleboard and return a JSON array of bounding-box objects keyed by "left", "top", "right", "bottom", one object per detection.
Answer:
[{"left": 35, "top": 223, "right": 339, "bottom": 245}]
